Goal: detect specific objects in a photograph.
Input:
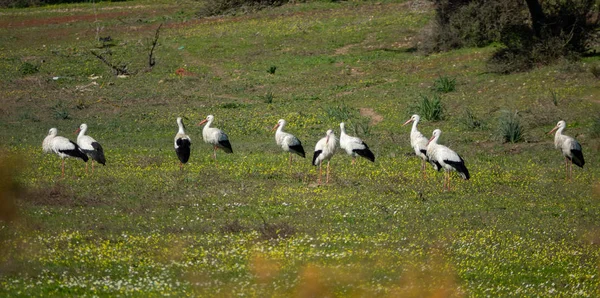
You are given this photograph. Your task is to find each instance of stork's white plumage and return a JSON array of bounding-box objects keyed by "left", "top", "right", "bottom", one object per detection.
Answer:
[
  {"left": 548, "top": 120, "right": 584, "bottom": 180},
  {"left": 75, "top": 123, "right": 106, "bottom": 174},
  {"left": 312, "top": 129, "right": 337, "bottom": 184},
  {"left": 426, "top": 129, "right": 469, "bottom": 190},
  {"left": 197, "top": 115, "right": 233, "bottom": 165},
  {"left": 174, "top": 117, "right": 191, "bottom": 171},
  {"left": 339, "top": 122, "right": 374, "bottom": 164},
  {"left": 43, "top": 128, "right": 88, "bottom": 177},
  {"left": 272, "top": 119, "right": 305, "bottom": 165},
  {"left": 403, "top": 114, "right": 429, "bottom": 178}
]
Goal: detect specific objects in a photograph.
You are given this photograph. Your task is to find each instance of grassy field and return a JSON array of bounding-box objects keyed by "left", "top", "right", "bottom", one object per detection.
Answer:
[{"left": 1, "top": 0, "right": 600, "bottom": 296}]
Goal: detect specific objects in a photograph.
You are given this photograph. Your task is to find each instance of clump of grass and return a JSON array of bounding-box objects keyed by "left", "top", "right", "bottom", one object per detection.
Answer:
[
  {"left": 590, "top": 64, "right": 600, "bottom": 79},
  {"left": 432, "top": 76, "right": 456, "bottom": 93},
  {"left": 549, "top": 89, "right": 560, "bottom": 106},
  {"left": 51, "top": 101, "right": 70, "bottom": 120},
  {"left": 19, "top": 62, "right": 39, "bottom": 75},
  {"left": 461, "top": 108, "right": 482, "bottom": 130},
  {"left": 349, "top": 118, "right": 372, "bottom": 137},
  {"left": 261, "top": 92, "right": 274, "bottom": 104},
  {"left": 267, "top": 65, "right": 277, "bottom": 74},
  {"left": 325, "top": 103, "right": 354, "bottom": 122},
  {"left": 498, "top": 110, "right": 524, "bottom": 143},
  {"left": 590, "top": 117, "right": 600, "bottom": 138},
  {"left": 221, "top": 102, "right": 244, "bottom": 109},
  {"left": 413, "top": 94, "right": 443, "bottom": 121}
]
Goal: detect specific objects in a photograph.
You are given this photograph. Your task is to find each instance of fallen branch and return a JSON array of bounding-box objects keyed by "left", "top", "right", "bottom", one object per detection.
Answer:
[
  {"left": 90, "top": 50, "right": 130, "bottom": 76},
  {"left": 148, "top": 23, "right": 163, "bottom": 69}
]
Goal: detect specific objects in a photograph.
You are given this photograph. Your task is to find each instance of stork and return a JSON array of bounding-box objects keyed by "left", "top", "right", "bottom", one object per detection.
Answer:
[
  {"left": 197, "top": 115, "right": 233, "bottom": 165},
  {"left": 426, "top": 129, "right": 470, "bottom": 191},
  {"left": 75, "top": 123, "right": 106, "bottom": 174},
  {"left": 339, "top": 122, "right": 375, "bottom": 164},
  {"left": 403, "top": 114, "right": 429, "bottom": 178},
  {"left": 312, "top": 129, "right": 337, "bottom": 184},
  {"left": 43, "top": 128, "right": 88, "bottom": 177},
  {"left": 174, "top": 117, "right": 191, "bottom": 171},
  {"left": 548, "top": 120, "right": 584, "bottom": 180},
  {"left": 272, "top": 119, "right": 305, "bottom": 165}
]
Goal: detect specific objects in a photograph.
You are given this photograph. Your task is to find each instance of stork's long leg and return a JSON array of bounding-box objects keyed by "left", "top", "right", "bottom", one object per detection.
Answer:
[
  {"left": 318, "top": 161, "right": 323, "bottom": 184},
  {"left": 326, "top": 160, "right": 331, "bottom": 184},
  {"left": 564, "top": 157, "right": 569, "bottom": 180},
  {"left": 213, "top": 146, "right": 219, "bottom": 168},
  {"left": 61, "top": 159, "right": 65, "bottom": 178},
  {"left": 92, "top": 160, "right": 95, "bottom": 174},
  {"left": 180, "top": 162, "right": 183, "bottom": 171},
  {"left": 85, "top": 162, "right": 89, "bottom": 174},
  {"left": 421, "top": 159, "right": 427, "bottom": 179},
  {"left": 351, "top": 158, "right": 356, "bottom": 166}
]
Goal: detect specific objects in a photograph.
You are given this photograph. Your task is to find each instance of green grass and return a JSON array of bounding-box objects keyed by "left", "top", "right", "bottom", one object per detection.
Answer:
[{"left": 1, "top": 0, "right": 600, "bottom": 296}]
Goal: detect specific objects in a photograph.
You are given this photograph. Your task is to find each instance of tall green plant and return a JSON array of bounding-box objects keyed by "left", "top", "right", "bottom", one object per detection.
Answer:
[
  {"left": 498, "top": 110, "right": 524, "bottom": 143},
  {"left": 413, "top": 94, "right": 444, "bottom": 121}
]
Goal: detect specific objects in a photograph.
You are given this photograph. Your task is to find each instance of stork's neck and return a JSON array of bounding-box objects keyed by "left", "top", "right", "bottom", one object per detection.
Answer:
[
  {"left": 555, "top": 126, "right": 565, "bottom": 137},
  {"left": 340, "top": 124, "right": 347, "bottom": 136},
  {"left": 277, "top": 123, "right": 285, "bottom": 133},
  {"left": 78, "top": 127, "right": 87, "bottom": 138},
  {"left": 177, "top": 122, "right": 185, "bottom": 134},
  {"left": 204, "top": 118, "right": 213, "bottom": 129},
  {"left": 411, "top": 119, "right": 419, "bottom": 134}
]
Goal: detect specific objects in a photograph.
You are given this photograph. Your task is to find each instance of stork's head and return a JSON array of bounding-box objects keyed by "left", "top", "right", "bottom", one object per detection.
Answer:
[
  {"left": 548, "top": 120, "right": 566, "bottom": 135},
  {"left": 427, "top": 129, "right": 441, "bottom": 145},
  {"left": 403, "top": 114, "right": 420, "bottom": 126},
  {"left": 197, "top": 115, "right": 213, "bottom": 126},
  {"left": 272, "top": 119, "right": 285, "bottom": 131},
  {"left": 48, "top": 128, "right": 58, "bottom": 136},
  {"left": 75, "top": 123, "right": 87, "bottom": 135}
]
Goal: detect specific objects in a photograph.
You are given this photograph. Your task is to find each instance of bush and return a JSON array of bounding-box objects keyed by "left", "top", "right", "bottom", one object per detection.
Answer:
[
  {"left": 461, "top": 108, "right": 482, "bottom": 130},
  {"left": 498, "top": 110, "right": 524, "bottom": 143},
  {"left": 421, "top": 0, "right": 599, "bottom": 73},
  {"left": 19, "top": 62, "right": 39, "bottom": 75},
  {"left": 412, "top": 94, "right": 443, "bottom": 121},
  {"left": 432, "top": 75, "right": 456, "bottom": 93},
  {"left": 418, "top": 0, "right": 526, "bottom": 54},
  {"left": 197, "top": 0, "right": 287, "bottom": 17}
]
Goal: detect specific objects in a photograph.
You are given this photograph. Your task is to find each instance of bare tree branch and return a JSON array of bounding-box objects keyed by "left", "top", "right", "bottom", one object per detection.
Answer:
[
  {"left": 148, "top": 23, "right": 163, "bottom": 69},
  {"left": 90, "top": 50, "right": 130, "bottom": 76}
]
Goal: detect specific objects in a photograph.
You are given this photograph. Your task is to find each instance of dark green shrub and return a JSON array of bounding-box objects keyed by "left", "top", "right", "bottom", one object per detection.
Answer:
[
  {"left": 51, "top": 101, "right": 70, "bottom": 120},
  {"left": 267, "top": 66, "right": 277, "bottom": 74},
  {"left": 197, "top": 0, "right": 287, "bottom": 17},
  {"left": 413, "top": 94, "right": 443, "bottom": 121},
  {"left": 19, "top": 62, "right": 39, "bottom": 75},
  {"left": 432, "top": 76, "right": 456, "bottom": 93},
  {"left": 325, "top": 103, "right": 354, "bottom": 122},
  {"left": 498, "top": 110, "right": 524, "bottom": 143},
  {"left": 461, "top": 108, "right": 482, "bottom": 130}
]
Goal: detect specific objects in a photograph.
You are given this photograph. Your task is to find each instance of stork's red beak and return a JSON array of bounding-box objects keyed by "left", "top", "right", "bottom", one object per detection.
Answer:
[
  {"left": 402, "top": 119, "right": 413, "bottom": 126},
  {"left": 271, "top": 124, "right": 279, "bottom": 132},
  {"left": 197, "top": 119, "right": 208, "bottom": 126},
  {"left": 74, "top": 128, "right": 80, "bottom": 135},
  {"left": 548, "top": 126, "right": 558, "bottom": 135},
  {"left": 427, "top": 135, "right": 435, "bottom": 145}
]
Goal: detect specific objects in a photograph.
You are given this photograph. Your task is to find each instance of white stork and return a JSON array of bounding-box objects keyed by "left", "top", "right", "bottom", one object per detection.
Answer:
[
  {"left": 339, "top": 122, "right": 375, "bottom": 164},
  {"left": 403, "top": 114, "right": 429, "bottom": 178},
  {"left": 197, "top": 115, "right": 233, "bottom": 165},
  {"left": 426, "top": 129, "right": 470, "bottom": 190},
  {"left": 75, "top": 123, "right": 106, "bottom": 174},
  {"left": 174, "top": 117, "right": 191, "bottom": 171},
  {"left": 43, "top": 128, "right": 88, "bottom": 177},
  {"left": 312, "top": 129, "right": 337, "bottom": 184},
  {"left": 272, "top": 119, "right": 305, "bottom": 165},
  {"left": 548, "top": 120, "right": 584, "bottom": 180}
]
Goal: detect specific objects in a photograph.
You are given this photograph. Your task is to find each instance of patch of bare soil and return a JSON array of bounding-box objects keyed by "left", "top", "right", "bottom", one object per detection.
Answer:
[{"left": 359, "top": 107, "right": 383, "bottom": 125}]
